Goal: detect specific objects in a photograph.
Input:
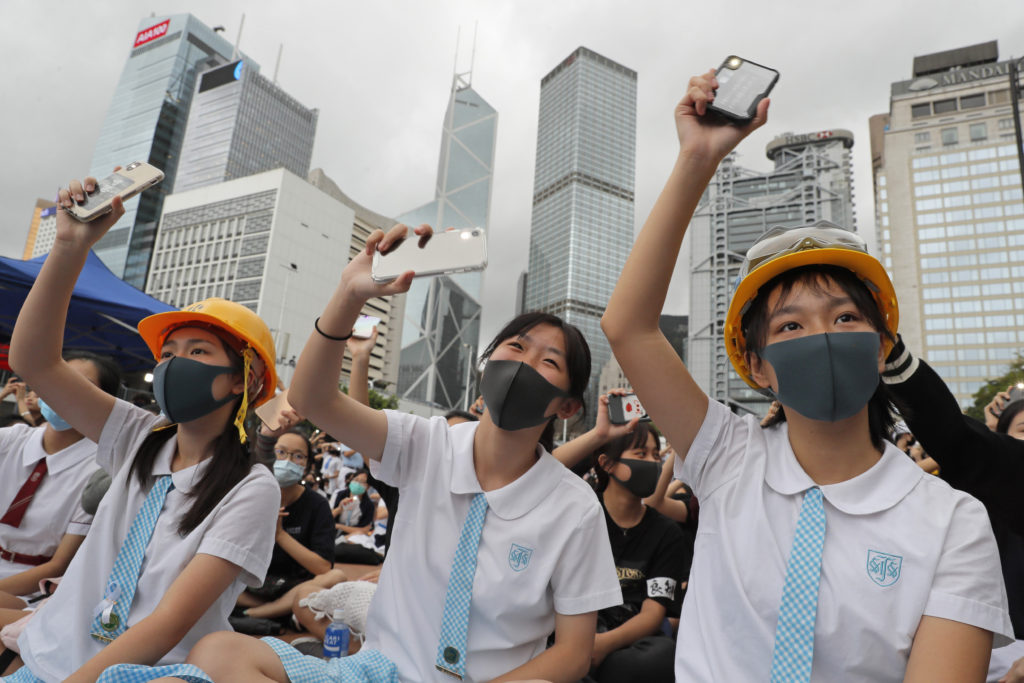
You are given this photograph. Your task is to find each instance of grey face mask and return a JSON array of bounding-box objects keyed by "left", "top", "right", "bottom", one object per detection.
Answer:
[
  {"left": 480, "top": 360, "right": 569, "bottom": 431},
  {"left": 759, "top": 332, "right": 880, "bottom": 422}
]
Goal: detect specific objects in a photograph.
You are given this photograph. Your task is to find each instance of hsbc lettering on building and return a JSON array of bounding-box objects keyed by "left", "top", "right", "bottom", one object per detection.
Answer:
[{"left": 134, "top": 20, "right": 170, "bottom": 48}]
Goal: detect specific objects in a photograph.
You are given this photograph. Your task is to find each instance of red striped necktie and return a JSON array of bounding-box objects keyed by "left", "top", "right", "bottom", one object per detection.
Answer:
[{"left": 0, "top": 459, "right": 48, "bottom": 528}]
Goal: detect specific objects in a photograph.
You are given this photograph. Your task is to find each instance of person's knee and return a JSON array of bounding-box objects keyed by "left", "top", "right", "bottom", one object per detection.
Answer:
[{"left": 186, "top": 631, "right": 247, "bottom": 671}]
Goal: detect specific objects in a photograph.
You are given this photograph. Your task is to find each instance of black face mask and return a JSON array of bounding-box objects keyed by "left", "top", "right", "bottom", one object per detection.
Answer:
[
  {"left": 480, "top": 360, "right": 569, "bottom": 431},
  {"left": 152, "top": 356, "right": 238, "bottom": 424},
  {"left": 609, "top": 459, "right": 661, "bottom": 499}
]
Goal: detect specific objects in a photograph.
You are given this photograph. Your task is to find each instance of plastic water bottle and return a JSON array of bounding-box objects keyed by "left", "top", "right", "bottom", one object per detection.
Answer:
[{"left": 323, "top": 608, "right": 350, "bottom": 659}]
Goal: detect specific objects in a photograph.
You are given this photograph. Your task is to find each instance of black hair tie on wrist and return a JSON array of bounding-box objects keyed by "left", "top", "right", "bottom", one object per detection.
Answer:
[{"left": 314, "top": 317, "right": 353, "bottom": 341}]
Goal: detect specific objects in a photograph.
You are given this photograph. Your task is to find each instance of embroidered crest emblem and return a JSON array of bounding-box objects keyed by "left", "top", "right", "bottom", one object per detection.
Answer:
[
  {"left": 866, "top": 550, "right": 902, "bottom": 587},
  {"left": 509, "top": 543, "right": 533, "bottom": 572}
]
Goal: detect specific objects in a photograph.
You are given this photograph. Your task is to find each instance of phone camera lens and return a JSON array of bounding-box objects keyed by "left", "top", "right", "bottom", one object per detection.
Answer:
[{"left": 471, "top": 229, "right": 481, "bottom": 236}]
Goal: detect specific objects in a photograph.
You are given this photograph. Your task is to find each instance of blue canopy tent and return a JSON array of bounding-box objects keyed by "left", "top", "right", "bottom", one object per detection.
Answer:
[{"left": 0, "top": 251, "right": 175, "bottom": 373}]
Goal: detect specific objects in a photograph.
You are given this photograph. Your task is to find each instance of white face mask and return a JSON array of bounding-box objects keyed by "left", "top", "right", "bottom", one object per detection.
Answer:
[{"left": 273, "top": 459, "right": 304, "bottom": 487}]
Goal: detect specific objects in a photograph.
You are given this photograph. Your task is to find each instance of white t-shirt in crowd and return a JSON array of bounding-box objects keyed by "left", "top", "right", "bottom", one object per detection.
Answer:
[
  {"left": 365, "top": 410, "right": 622, "bottom": 683},
  {"left": 674, "top": 399, "right": 1013, "bottom": 682},
  {"left": 18, "top": 399, "right": 280, "bottom": 680},
  {"left": 321, "top": 451, "right": 343, "bottom": 496},
  {"left": 0, "top": 424, "right": 96, "bottom": 579}
]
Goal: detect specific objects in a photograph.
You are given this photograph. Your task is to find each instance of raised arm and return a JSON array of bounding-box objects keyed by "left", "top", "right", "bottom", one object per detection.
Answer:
[
  {"left": 552, "top": 391, "right": 637, "bottom": 468},
  {"left": 601, "top": 72, "right": 769, "bottom": 457},
  {"left": 288, "top": 225, "right": 427, "bottom": 461},
  {"left": 345, "top": 326, "right": 378, "bottom": 407},
  {"left": 9, "top": 177, "right": 122, "bottom": 443}
]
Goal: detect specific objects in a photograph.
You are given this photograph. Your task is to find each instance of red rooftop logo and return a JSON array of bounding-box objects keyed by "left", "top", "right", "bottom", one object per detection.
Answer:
[{"left": 134, "top": 20, "right": 170, "bottom": 48}]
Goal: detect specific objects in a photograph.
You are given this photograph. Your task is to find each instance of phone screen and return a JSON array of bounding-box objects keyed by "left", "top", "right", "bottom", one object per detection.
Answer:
[
  {"left": 352, "top": 315, "right": 380, "bottom": 339},
  {"left": 713, "top": 57, "right": 778, "bottom": 120}
]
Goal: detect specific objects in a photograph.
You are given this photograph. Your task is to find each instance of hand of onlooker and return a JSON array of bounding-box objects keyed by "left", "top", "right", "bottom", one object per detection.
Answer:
[
  {"left": 676, "top": 70, "right": 769, "bottom": 165},
  {"left": 594, "top": 390, "right": 639, "bottom": 444},
  {"left": 998, "top": 655, "right": 1024, "bottom": 682},
  {"left": 347, "top": 327, "right": 378, "bottom": 359},
  {"left": 340, "top": 223, "right": 433, "bottom": 303},
  {"left": 470, "top": 395, "right": 485, "bottom": 417},
  {"left": 55, "top": 171, "right": 126, "bottom": 251},
  {"left": 0, "top": 377, "right": 25, "bottom": 400},
  {"left": 985, "top": 390, "right": 1012, "bottom": 431},
  {"left": 259, "top": 407, "right": 303, "bottom": 439},
  {"left": 760, "top": 401, "right": 782, "bottom": 427}
]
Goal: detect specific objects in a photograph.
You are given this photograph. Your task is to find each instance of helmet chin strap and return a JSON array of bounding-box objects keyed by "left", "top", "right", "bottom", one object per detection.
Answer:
[{"left": 233, "top": 347, "right": 255, "bottom": 444}]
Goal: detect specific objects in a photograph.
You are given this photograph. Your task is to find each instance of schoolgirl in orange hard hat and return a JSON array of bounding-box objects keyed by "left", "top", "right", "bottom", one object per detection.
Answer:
[
  {"left": 6, "top": 176, "right": 280, "bottom": 682},
  {"left": 601, "top": 69, "right": 1011, "bottom": 682}
]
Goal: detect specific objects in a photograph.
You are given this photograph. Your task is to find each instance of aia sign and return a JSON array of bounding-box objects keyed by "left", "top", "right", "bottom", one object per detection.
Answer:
[{"left": 134, "top": 20, "right": 170, "bottom": 48}]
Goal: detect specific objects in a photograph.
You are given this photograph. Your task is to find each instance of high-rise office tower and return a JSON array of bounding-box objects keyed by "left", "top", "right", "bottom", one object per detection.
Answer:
[
  {"left": 174, "top": 59, "right": 317, "bottom": 193},
  {"left": 689, "top": 130, "right": 855, "bottom": 415},
  {"left": 90, "top": 15, "right": 245, "bottom": 288},
  {"left": 873, "top": 41, "right": 1024, "bottom": 407},
  {"left": 524, "top": 47, "right": 637, "bottom": 424},
  {"left": 395, "top": 69, "right": 497, "bottom": 410},
  {"left": 23, "top": 200, "right": 57, "bottom": 259}
]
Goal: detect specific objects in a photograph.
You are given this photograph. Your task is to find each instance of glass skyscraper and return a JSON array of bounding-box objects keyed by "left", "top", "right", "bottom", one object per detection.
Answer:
[
  {"left": 524, "top": 47, "right": 637, "bottom": 424},
  {"left": 174, "top": 59, "right": 317, "bottom": 193},
  {"left": 90, "top": 14, "right": 244, "bottom": 288},
  {"left": 395, "top": 73, "right": 497, "bottom": 409}
]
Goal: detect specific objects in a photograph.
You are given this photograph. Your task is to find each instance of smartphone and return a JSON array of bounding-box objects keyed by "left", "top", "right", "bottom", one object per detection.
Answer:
[
  {"left": 608, "top": 393, "right": 651, "bottom": 425},
  {"left": 64, "top": 162, "right": 165, "bottom": 222},
  {"left": 1009, "top": 386, "right": 1024, "bottom": 404},
  {"left": 707, "top": 55, "right": 779, "bottom": 124},
  {"left": 371, "top": 228, "right": 487, "bottom": 283},
  {"left": 254, "top": 389, "right": 292, "bottom": 431},
  {"left": 352, "top": 315, "right": 381, "bottom": 339}
]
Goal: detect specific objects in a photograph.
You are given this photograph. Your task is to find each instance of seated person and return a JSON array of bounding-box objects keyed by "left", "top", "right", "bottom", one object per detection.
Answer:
[
  {"left": 331, "top": 469, "right": 382, "bottom": 566},
  {"left": 586, "top": 424, "right": 684, "bottom": 683},
  {"left": 239, "top": 427, "right": 340, "bottom": 621}
]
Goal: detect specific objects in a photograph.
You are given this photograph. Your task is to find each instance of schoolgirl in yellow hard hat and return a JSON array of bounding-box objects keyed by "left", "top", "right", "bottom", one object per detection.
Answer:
[
  {"left": 600, "top": 69, "right": 1011, "bottom": 682},
  {"left": 7, "top": 176, "right": 281, "bottom": 681}
]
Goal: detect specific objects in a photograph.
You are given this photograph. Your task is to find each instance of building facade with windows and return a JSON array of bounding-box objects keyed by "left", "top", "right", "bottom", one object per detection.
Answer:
[
  {"left": 24, "top": 200, "right": 57, "bottom": 259},
  {"left": 174, "top": 59, "right": 317, "bottom": 194},
  {"left": 145, "top": 168, "right": 401, "bottom": 390},
  {"left": 524, "top": 47, "right": 637, "bottom": 424},
  {"left": 90, "top": 14, "right": 245, "bottom": 289},
  {"left": 395, "top": 72, "right": 497, "bottom": 411},
  {"left": 688, "top": 130, "right": 856, "bottom": 415},
  {"left": 872, "top": 41, "right": 1024, "bottom": 406}
]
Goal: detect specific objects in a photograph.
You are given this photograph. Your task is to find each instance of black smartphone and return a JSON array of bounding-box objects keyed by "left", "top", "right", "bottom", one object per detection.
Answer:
[
  {"left": 708, "top": 55, "right": 779, "bottom": 124},
  {"left": 608, "top": 393, "right": 651, "bottom": 425}
]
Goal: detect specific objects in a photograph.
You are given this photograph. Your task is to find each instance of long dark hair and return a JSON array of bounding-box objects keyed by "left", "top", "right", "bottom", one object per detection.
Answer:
[
  {"left": 996, "top": 401, "right": 1024, "bottom": 434},
  {"left": 741, "top": 264, "right": 896, "bottom": 452},
  {"left": 591, "top": 423, "right": 659, "bottom": 493},
  {"left": 129, "top": 339, "right": 253, "bottom": 536},
  {"left": 479, "top": 311, "right": 592, "bottom": 452},
  {"left": 64, "top": 350, "right": 122, "bottom": 396}
]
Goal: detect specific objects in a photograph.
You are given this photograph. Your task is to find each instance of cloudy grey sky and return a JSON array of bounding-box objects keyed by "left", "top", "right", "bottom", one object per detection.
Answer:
[{"left": 3, "top": 0, "right": 1023, "bottom": 346}]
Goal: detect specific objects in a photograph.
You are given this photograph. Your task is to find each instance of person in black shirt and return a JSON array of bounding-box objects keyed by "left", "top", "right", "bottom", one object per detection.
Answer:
[
  {"left": 586, "top": 423, "right": 685, "bottom": 683},
  {"left": 239, "top": 429, "right": 337, "bottom": 620}
]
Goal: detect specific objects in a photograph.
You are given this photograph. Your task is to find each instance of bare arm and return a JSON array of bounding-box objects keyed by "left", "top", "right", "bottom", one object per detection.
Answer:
[
  {"left": 644, "top": 450, "right": 688, "bottom": 523},
  {"left": 64, "top": 553, "right": 242, "bottom": 683},
  {"left": 274, "top": 510, "right": 332, "bottom": 576},
  {"left": 492, "top": 611, "right": 597, "bottom": 683},
  {"left": 600, "top": 73, "right": 768, "bottom": 459},
  {"left": 552, "top": 392, "right": 637, "bottom": 468},
  {"left": 591, "top": 600, "right": 667, "bottom": 669},
  {"left": 9, "top": 178, "right": 123, "bottom": 444},
  {"left": 0, "top": 533, "right": 85, "bottom": 598},
  {"left": 904, "top": 615, "right": 992, "bottom": 683},
  {"left": 289, "top": 225, "right": 426, "bottom": 462},
  {"left": 346, "top": 328, "right": 377, "bottom": 407}
]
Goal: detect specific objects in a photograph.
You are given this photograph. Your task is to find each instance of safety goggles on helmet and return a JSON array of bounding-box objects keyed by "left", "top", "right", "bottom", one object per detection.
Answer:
[{"left": 724, "top": 221, "right": 899, "bottom": 390}]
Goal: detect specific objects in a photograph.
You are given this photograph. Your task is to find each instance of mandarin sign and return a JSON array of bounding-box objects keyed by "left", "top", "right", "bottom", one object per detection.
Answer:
[
  {"left": 893, "top": 57, "right": 1024, "bottom": 96},
  {"left": 134, "top": 20, "right": 170, "bottom": 48}
]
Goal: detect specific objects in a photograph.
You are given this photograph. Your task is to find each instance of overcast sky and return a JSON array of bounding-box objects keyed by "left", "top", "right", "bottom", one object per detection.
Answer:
[{"left": 4, "top": 0, "right": 1024, "bottom": 346}]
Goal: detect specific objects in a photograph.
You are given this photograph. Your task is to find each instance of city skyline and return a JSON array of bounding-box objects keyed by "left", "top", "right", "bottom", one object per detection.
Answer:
[{"left": 5, "top": 1, "right": 1024, "bottom": 355}]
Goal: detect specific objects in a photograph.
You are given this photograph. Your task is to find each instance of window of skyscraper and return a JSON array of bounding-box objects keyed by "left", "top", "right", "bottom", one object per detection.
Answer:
[
  {"left": 914, "top": 131, "right": 931, "bottom": 143},
  {"left": 933, "top": 98, "right": 958, "bottom": 114},
  {"left": 911, "top": 103, "right": 931, "bottom": 118},
  {"left": 941, "top": 128, "right": 959, "bottom": 146},
  {"left": 970, "top": 123, "right": 988, "bottom": 141},
  {"left": 960, "top": 93, "right": 985, "bottom": 109}
]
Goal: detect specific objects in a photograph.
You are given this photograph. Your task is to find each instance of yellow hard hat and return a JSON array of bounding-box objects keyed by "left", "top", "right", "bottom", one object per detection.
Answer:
[
  {"left": 724, "top": 223, "right": 898, "bottom": 389},
  {"left": 138, "top": 298, "right": 277, "bottom": 408}
]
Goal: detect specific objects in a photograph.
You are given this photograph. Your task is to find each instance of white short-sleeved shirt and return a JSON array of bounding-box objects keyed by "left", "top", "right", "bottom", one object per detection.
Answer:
[
  {"left": 0, "top": 424, "right": 96, "bottom": 579},
  {"left": 674, "top": 399, "right": 1014, "bottom": 682},
  {"left": 322, "top": 452, "right": 343, "bottom": 496},
  {"left": 19, "top": 399, "right": 280, "bottom": 680},
  {"left": 365, "top": 410, "right": 622, "bottom": 683}
]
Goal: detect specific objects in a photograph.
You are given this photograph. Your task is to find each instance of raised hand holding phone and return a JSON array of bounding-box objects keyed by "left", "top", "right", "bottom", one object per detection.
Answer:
[
  {"left": 676, "top": 69, "right": 770, "bottom": 165},
  {"left": 55, "top": 174, "right": 126, "bottom": 251},
  {"left": 339, "top": 223, "right": 433, "bottom": 304}
]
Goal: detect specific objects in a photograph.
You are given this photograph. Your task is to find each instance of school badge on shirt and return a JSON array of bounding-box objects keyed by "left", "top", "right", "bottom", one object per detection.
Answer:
[
  {"left": 509, "top": 543, "right": 533, "bottom": 572},
  {"left": 866, "top": 549, "right": 902, "bottom": 587}
]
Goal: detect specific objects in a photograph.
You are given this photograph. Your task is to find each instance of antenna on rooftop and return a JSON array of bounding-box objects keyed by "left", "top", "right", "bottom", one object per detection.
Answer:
[
  {"left": 232, "top": 13, "right": 245, "bottom": 61},
  {"left": 273, "top": 43, "right": 283, "bottom": 84}
]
